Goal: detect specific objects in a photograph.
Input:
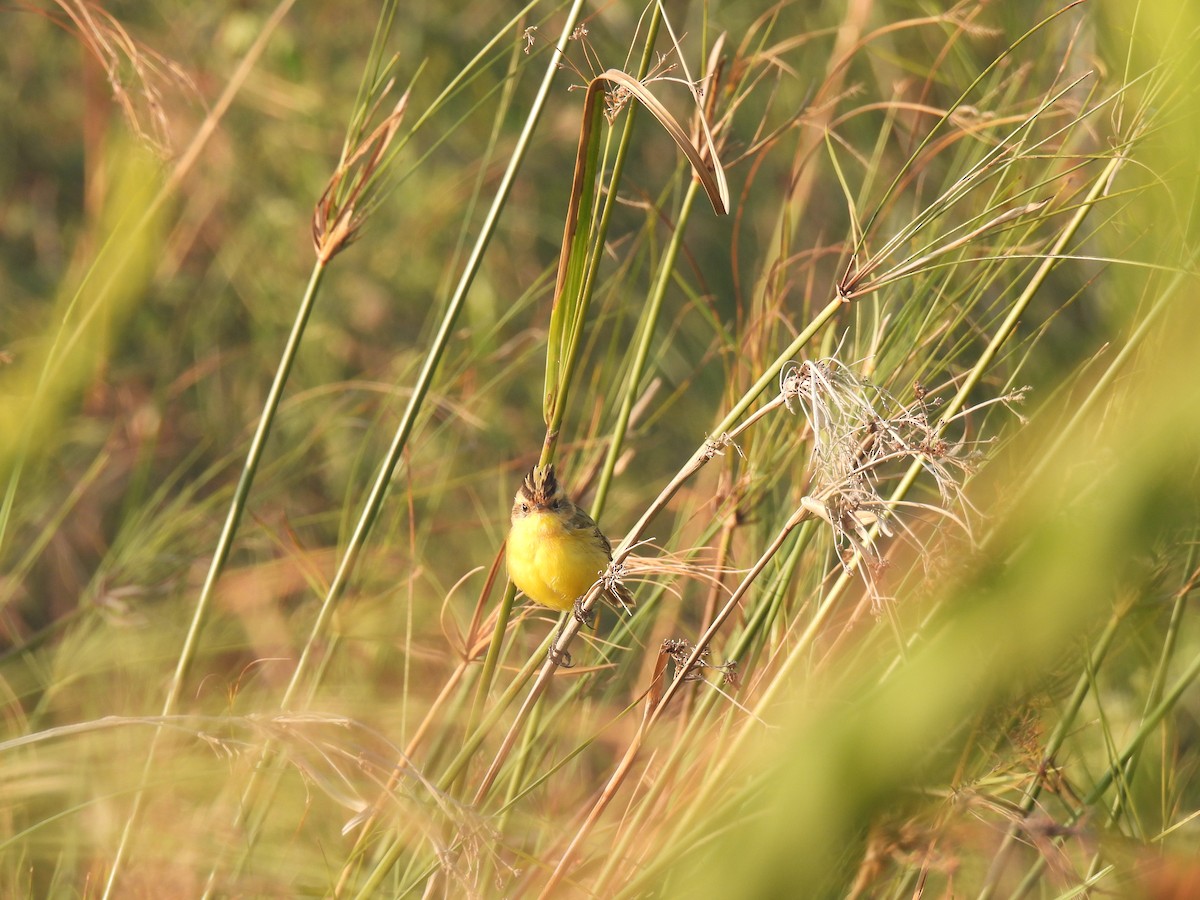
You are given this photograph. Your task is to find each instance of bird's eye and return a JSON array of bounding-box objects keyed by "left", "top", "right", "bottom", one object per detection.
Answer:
[{"left": 520, "top": 503, "right": 529, "bottom": 513}]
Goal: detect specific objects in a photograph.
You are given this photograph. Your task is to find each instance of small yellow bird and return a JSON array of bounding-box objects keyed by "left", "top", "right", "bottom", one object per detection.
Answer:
[{"left": 506, "top": 464, "right": 635, "bottom": 617}]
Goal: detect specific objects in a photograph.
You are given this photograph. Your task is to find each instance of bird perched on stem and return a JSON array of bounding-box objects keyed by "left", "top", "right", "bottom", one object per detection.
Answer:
[{"left": 506, "top": 465, "right": 635, "bottom": 625}]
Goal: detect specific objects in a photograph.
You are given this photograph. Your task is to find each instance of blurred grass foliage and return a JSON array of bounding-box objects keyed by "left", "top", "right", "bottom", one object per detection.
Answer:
[{"left": 2, "top": 0, "right": 1200, "bottom": 897}]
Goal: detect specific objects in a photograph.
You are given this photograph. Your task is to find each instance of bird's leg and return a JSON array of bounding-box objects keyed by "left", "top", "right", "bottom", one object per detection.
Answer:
[
  {"left": 547, "top": 598, "right": 595, "bottom": 668},
  {"left": 547, "top": 616, "right": 574, "bottom": 669}
]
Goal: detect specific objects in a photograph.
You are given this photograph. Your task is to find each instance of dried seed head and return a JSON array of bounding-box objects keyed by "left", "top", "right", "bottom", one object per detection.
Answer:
[{"left": 784, "top": 356, "right": 992, "bottom": 602}]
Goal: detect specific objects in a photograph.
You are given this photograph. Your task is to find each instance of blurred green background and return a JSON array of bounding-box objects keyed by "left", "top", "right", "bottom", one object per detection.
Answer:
[{"left": 3, "top": 1, "right": 1199, "bottom": 897}]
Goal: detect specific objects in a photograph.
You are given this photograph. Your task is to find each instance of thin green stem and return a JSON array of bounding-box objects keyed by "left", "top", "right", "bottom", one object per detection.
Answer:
[
  {"left": 105, "top": 255, "right": 326, "bottom": 899},
  {"left": 209, "top": 4, "right": 588, "bottom": 892},
  {"left": 593, "top": 177, "right": 701, "bottom": 518}
]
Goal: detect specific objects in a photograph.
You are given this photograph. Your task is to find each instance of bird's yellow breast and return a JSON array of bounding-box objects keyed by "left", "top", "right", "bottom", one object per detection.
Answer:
[{"left": 507, "top": 510, "right": 609, "bottom": 611}]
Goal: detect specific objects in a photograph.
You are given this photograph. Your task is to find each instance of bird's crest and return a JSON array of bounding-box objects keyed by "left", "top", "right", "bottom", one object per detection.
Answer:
[{"left": 520, "top": 464, "right": 559, "bottom": 506}]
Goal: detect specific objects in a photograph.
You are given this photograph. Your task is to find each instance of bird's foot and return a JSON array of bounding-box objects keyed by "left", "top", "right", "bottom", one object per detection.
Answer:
[
  {"left": 548, "top": 616, "right": 576, "bottom": 668},
  {"left": 547, "top": 644, "right": 574, "bottom": 668},
  {"left": 572, "top": 596, "right": 596, "bottom": 628}
]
